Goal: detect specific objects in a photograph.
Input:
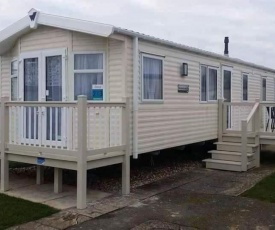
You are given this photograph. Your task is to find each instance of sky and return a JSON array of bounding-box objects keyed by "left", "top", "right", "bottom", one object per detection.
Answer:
[{"left": 0, "top": 0, "right": 275, "bottom": 68}]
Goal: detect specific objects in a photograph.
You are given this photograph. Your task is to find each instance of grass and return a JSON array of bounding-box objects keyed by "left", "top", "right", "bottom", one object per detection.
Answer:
[
  {"left": 0, "top": 193, "right": 58, "bottom": 230},
  {"left": 242, "top": 172, "right": 275, "bottom": 203}
]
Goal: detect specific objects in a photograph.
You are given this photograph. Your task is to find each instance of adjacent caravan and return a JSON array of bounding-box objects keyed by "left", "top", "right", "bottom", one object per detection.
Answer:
[{"left": 1, "top": 9, "right": 275, "bottom": 208}]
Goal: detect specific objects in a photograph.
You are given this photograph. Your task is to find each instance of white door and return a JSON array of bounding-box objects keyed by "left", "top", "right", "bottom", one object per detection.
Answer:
[
  {"left": 19, "top": 49, "right": 66, "bottom": 146},
  {"left": 41, "top": 50, "right": 66, "bottom": 147},
  {"left": 222, "top": 67, "right": 232, "bottom": 129}
]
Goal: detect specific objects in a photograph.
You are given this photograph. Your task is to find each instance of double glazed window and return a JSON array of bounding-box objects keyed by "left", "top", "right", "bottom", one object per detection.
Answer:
[
  {"left": 200, "top": 65, "right": 218, "bottom": 102},
  {"left": 262, "top": 77, "right": 267, "bottom": 101},
  {"left": 142, "top": 55, "right": 163, "bottom": 101},
  {"left": 242, "top": 74, "right": 248, "bottom": 101},
  {"left": 74, "top": 53, "right": 104, "bottom": 100},
  {"left": 11, "top": 60, "right": 18, "bottom": 101}
]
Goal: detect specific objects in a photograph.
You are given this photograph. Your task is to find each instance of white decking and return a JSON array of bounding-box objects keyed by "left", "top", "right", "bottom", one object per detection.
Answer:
[{"left": 0, "top": 96, "right": 131, "bottom": 209}]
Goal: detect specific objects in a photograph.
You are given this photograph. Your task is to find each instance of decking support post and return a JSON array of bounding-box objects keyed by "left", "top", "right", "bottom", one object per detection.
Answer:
[
  {"left": 1, "top": 97, "right": 9, "bottom": 192},
  {"left": 218, "top": 99, "right": 223, "bottom": 142},
  {"left": 241, "top": 120, "right": 248, "bottom": 171},
  {"left": 36, "top": 166, "right": 44, "bottom": 185},
  {"left": 76, "top": 95, "right": 87, "bottom": 209},
  {"left": 122, "top": 97, "right": 130, "bottom": 195},
  {"left": 54, "top": 168, "right": 62, "bottom": 193}
]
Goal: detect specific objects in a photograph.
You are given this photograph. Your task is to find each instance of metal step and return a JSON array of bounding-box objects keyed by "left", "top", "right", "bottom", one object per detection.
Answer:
[
  {"left": 208, "top": 150, "right": 254, "bottom": 162},
  {"left": 214, "top": 142, "right": 258, "bottom": 153}
]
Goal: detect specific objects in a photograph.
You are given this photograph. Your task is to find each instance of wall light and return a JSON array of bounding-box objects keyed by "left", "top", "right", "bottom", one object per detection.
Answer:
[{"left": 181, "top": 63, "right": 188, "bottom": 76}]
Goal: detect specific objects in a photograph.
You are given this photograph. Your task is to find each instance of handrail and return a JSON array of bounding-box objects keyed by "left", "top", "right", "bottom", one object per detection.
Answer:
[
  {"left": 5, "top": 101, "right": 77, "bottom": 107},
  {"left": 260, "top": 102, "right": 275, "bottom": 106},
  {"left": 223, "top": 102, "right": 255, "bottom": 106},
  {"left": 246, "top": 102, "right": 260, "bottom": 123}
]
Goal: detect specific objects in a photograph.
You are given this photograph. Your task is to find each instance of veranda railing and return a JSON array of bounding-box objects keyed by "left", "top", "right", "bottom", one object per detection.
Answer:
[{"left": 0, "top": 96, "right": 130, "bottom": 209}]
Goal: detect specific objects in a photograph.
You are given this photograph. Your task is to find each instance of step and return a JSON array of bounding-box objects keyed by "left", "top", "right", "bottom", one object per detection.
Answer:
[
  {"left": 260, "top": 135, "right": 275, "bottom": 145},
  {"left": 203, "top": 159, "right": 256, "bottom": 172},
  {"left": 208, "top": 150, "right": 254, "bottom": 162},
  {"left": 214, "top": 142, "right": 258, "bottom": 153},
  {"left": 222, "top": 133, "right": 256, "bottom": 144}
]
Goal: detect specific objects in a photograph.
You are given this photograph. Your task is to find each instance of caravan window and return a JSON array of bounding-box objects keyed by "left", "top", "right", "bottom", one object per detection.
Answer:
[
  {"left": 242, "top": 74, "right": 248, "bottom": 101},
  {"left": 73, "top": 53, "right": 104, "bottom": 100},
  {"left": 11, "top": 60, "right": 18, "bottom": 101},
  {"left": 200, "top": 66, "right": 218, "bottom": 102},
  {"left": 142, "top": 55, "right": 163, "bottom": 101},
  {"left": 262, "top": 77, "right": 267, "bottom": 101}
]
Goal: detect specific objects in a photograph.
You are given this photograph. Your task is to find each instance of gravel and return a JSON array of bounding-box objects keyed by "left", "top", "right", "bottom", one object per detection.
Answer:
[{"left": 10, "top": 146, "right": 209, "bottom": 193}]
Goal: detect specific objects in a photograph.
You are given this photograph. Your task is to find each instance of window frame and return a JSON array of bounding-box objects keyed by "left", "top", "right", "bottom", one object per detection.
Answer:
[
  {"left": 200, "top": 65, "right": 219, "bottom": 103},
  {"left": 242, "top": 73, "right": 249, "bottom": 102},
  {"left": 73, "top": 51, "right": 105, "bottom": 101},
  {"left": 10, "top": 58, "right": 19, "bottom": 101},
  {"left": 141, "top": 53, "right": 164, "bottom": 103},
  {"left": 261, "top": 76, "right": 267, "bottom": 102}
]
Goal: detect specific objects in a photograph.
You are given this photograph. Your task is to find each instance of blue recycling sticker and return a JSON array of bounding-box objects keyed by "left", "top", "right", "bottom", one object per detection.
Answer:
[{"left": 37, "top": 157, "right": 45, "bottom": 165}]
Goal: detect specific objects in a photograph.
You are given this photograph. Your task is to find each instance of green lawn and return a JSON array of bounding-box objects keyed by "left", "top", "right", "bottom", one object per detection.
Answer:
[
  {"left": 0, "top": 193, "right": 58, "bottom": 230},
  {"left": 242, "top": 172, "right": 275, "bottom": 203}
]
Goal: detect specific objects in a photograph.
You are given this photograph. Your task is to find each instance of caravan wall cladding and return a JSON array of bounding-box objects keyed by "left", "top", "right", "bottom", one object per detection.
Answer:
[
  {"left": 1, "top": 25, "right": 275, "bottom": 157},
  {"left": 135, "top": 40, "right": 275, "bottom": 155}
]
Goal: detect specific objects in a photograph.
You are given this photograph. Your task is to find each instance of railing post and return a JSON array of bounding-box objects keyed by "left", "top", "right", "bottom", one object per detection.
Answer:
[
  {"left": 122, "top": 97, "right": 130, "bottom": 195},
  {"left": 218, "top": 99, "right": 223, "bottom": 141},
  {"left": 223, "top": 102, "right": 227, "bottom": 132},
  {"left": 241, "top": 120, "right": 248, "bottom": 171},
  {"left": 76, "top": 95, "right": 87, "bottom": 209},
  {"left": 255, "top": 99, "right": 260, "bottom": 167},
  {"left": 1, "top": 97, "right": 9, "bottom": 192}
]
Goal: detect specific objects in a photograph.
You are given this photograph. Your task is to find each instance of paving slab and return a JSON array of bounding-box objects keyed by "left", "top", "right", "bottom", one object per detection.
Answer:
[
  {"left": 69, "top": 188, "right": 275, "bottom": 230},
  {"left": 9, "top": 166, "right": 275, "bottom": 230},
  {"left": 0, "top": 173, "right": 111, "bottom": 210}
]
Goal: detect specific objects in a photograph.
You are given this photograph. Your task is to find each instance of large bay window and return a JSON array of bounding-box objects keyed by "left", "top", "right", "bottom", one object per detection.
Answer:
[
  {"left": 200, "top": 65, "right": 218, "bottom": 102},
  {"left": 142, "top": 55, "right": 163, "bottom": 101},
  {"left": 74, "top": 53, "right": 104, "bottom": 100},
  {"left": 11, "top": 59, "right": 18, "bottom": 101}
]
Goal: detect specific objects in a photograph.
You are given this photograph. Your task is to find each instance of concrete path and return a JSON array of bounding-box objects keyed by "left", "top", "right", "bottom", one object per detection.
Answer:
[
  {"left": 68, "top": 167, "right": 275, "bottom": 230},
  {"left": 1, "top": 173, "right": 110, "bottom": 210},
  {"left": 10, "top": 166, "right": 275, "bottom": 229}
]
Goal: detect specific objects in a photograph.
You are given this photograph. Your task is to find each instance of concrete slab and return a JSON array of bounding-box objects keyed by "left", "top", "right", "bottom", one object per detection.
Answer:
[{"left": 0, "top": 173, "right": 111, "bottom": 210}]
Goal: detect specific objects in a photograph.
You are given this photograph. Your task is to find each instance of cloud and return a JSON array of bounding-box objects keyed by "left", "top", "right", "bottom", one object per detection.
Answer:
[{"left": 0, "top": 0, "right": 274, "bottom": 68}]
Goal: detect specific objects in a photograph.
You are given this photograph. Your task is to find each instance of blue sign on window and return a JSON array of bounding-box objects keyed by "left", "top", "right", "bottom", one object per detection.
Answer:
[{"left": 92, "top": 85, "right": 104, "bottom": 101}]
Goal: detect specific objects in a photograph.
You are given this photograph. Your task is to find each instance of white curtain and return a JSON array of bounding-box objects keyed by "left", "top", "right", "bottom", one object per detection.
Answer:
[
  {"left": 200, "top": 66, "right": 207, "bottom": 101},
  {"left": 209, "top": 68, "right": 217, "bottom": 100},
  {"left": 143, "top": 57, "right": 163, "bottom": 100},
  {"left": 74, "top": 73, "right": 103, "bottom": 100},
  {"left": 74, "top": 54, "right": 103, "bottom": 70},
  {"left": 74, "top": 54, "right": 104, "bottom": 100}
]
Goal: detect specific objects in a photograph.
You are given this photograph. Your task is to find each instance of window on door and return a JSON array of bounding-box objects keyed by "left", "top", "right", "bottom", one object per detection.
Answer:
[
  {"left": 24, "top": 58, "right": 39, "bottom": 101},
  {"left": 242, "top": 74, "right": 248, "bottom": 101},
  {"left": 200, "top": 65, "right": 218, "bottom": 102},
  {"left": 262, "top": 78, "right": 267, "bottom": 101},
  {"left": 73, "top": 53, "right": 104, "bottom": 100},
  {"left": 11, "top": 60, "right": 18, "bottom": 101}
]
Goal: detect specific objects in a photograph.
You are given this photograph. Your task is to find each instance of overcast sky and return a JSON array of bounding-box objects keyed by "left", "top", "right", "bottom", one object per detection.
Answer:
[{"left": 0, "top": 0, "right": 274, "bottom": 68}]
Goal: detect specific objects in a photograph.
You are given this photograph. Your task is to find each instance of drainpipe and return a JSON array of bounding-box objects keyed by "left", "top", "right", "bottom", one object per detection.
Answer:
[{"left": 133, "top": 37, "right": 139, "bottom": 159}]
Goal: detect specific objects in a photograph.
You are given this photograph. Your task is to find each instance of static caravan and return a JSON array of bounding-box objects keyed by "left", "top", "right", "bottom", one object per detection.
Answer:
[{"left": 1, "top": 9, "right": 275, "bottom": 208}]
